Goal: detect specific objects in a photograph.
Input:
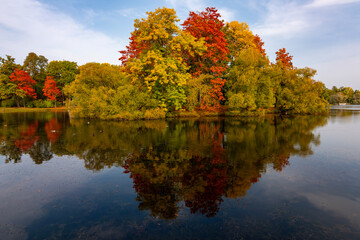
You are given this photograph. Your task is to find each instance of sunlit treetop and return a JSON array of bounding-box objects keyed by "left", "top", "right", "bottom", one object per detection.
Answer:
[
  {"left": 253, "top": 34, "right": 266, "bottom": 57},
  {"left": 182, "top": 7, "right": 229, "bottom": 77},
  {"left": 276, "top": 48, "right": 293, "bottom": 69},
  {"left": 119, "top": 7, "right": 181, "bottom": 66},
  {"left": 224, "top": 21, "right": 256, "bottom": 56}
]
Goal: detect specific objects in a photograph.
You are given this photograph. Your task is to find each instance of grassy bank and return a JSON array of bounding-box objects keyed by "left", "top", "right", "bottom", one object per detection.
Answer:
[{"left": 0, "top": 107, "right": 67, "bottom": 113}]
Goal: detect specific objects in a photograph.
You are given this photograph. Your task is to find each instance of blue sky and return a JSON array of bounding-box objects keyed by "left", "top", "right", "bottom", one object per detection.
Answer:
[{"left": 1, "top": 0, "right": 360, "bottom": 89}]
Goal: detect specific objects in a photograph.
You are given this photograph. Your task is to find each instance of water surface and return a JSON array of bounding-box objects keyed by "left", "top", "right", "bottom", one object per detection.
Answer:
[{"left": 0, "top": 107, "right": 360, "bottom": 239}]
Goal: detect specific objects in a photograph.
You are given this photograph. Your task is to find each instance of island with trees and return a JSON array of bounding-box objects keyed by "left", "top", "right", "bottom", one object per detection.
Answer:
[{"left": 0, "top": 7, "right": 358, "bottom": 119}]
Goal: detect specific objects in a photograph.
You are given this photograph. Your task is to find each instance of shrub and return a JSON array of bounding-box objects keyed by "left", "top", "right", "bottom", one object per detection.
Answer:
[
  {"left": 33, "top": 100, "right": 54, "bottom": 108},
  {"left": 1, "top": 99, "right": 17, "bottom": 107}
]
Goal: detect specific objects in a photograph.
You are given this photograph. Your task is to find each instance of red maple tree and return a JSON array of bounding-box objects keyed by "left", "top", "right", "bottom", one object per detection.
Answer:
[
  {"left": 43, "top": 76, "right": 61, "bottom": 107},
  {"left": 276, "top": 48, "right": 293, "bottom": 69},
  {"left": 182, "top": 7, "right": 229, "bottom": 107},
  {"left": 9, "top": 69, "right": 37, "bottom": 107}
]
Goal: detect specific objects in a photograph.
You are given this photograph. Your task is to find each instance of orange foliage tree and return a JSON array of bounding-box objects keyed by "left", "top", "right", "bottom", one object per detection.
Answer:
[
  {"left": 43, "top": 76, "right": 61, "bottom": 107},
  {"left": 9, "top": 68, "right": 37, "bottom": 107},
  {"left": 276, "top": 48, "right": 293, "bottom": 69},
  {"left": 182, "top": 7, "right": 229, "bottom": 108}
]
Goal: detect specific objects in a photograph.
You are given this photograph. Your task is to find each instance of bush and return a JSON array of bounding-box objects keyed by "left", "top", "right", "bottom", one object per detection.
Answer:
[
  {"left": 144, "top": 108, "right": 166, "bottom": 119},
  {"left": 33, "top": 100, "right": 54, "bottom": 108},
  {"left": 1, "top": 99, "right": 17, "bottom": 107}
]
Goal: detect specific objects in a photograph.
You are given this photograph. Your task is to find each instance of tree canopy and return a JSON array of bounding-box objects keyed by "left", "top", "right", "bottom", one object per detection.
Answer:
[{"left": 0, "top": 6, "right": 346, "bottom": 115}]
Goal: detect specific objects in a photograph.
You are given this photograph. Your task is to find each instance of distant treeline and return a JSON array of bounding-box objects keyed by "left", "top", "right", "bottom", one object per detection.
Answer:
[{"left": 0, "top": 7, "right": 358, "bottom": 119}]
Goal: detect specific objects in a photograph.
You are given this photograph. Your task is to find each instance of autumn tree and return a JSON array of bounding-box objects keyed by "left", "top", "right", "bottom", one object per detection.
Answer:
[
  {"left": 224, "top": 21, "right": 257, "bottom": 61},
  {"left": 0, "top": 55, "right": 22, "bottom": 76},
  {"left": 352, "top": 92, "right": 360, "bottom": 104},
  {"left": 329, "top": 92, "right": 347, "bottom": 104},
  {"left": 65, "top": 63, "right": 165, "bottom": 120},
  {"left": 9, "top": 69, "right": 37, "bottom": 107},
  {"left": 23, "top": 52, "right": 48, "bottom": 99},
  {"left": 47, "top": 60, "right": 78, "bottom": 103},
  {"left": 0, "top": 55, "right": 23, "bottom": 104},
  {"left": 227, "top": 47, "right": 274, "bottom": 112},
  {"left": 224, "top": 22, "right": 273, "bottom": 112},
  {"left": 43, "top": 76, "right": 61, "bottom": 107},
  {"left": 120, "top": 7, "right": 205, "bottom": 111},
  {"left": 182, "top": 7, "right": 229, "bottom": 107}
]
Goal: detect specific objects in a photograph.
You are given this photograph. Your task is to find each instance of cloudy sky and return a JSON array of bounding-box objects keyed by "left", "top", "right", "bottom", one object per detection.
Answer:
[{"left": 1, "top": 0, "right": 360, "bottom": 89}]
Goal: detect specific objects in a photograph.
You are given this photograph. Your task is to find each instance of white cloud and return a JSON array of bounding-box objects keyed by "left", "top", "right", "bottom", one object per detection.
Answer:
[
  {"left": 250, "top": 0, "right": 360, "bottom": 89},
  {"left": 0, "top": 0, "right": 124, "bottom": 65},
  {"left": 165, "top": 0, "right": 205, "bottom": 11},
  {"left": 218, "top": 8, "right": 235, "bottom": 22},
  {"left": 252, "top": 1, "right": 314, "bottom": 38},
  {"left": 306, "top": 0, "right": 360, "bottom": 8},
  {"left": 116, "top": 8, "right": 145, "bottom": 19}
]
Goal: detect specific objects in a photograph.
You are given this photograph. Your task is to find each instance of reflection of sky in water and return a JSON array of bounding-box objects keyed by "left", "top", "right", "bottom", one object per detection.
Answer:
[{"left": 0, "top": 109, "right": 359, "bottom": 239}]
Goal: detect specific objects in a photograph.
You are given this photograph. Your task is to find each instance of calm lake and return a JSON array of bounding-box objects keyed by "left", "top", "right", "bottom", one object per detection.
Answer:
[{"left": 0, "top": 107, "right": 360, "bottom": 240}]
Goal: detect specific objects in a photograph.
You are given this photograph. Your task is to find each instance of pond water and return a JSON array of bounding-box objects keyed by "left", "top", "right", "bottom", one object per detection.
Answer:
[{"left": 0, "top": 107, "right": 360, "bottom": 240}]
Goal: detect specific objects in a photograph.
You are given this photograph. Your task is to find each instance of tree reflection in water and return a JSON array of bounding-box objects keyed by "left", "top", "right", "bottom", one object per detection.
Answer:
[{"left": 0, "top": 112, "right": 327, "bottom": 219}]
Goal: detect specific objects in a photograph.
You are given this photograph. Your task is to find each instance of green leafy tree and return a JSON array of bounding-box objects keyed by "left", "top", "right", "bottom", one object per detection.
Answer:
[
  {"left": 65, "top": 63, "right": 163, "bottom": 120},
  {"left": 47, "top": 60, "right": 78, "bottom": 103},
  {"left": 352, "top": 92, "right": 360, "bottom": 104},
  {"left": 0, "top": 55, "right": 23, "bottom": 105},
  {"left": 23, "top": 52, "right": 48, "bottom": 99}
]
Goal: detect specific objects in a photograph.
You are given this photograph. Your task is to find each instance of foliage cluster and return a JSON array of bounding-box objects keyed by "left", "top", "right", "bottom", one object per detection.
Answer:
[
  {"left": 323, "top": 86, "right": 360, "bottom": 104},
  {"left": 0, "top": 54, "right": 77, "bottom": 108},
  {"left": 2, "top": 6, "right": 356, "bottom": 118}
]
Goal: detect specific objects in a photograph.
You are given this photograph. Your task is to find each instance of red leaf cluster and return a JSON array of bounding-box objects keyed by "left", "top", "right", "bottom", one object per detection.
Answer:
[
  {"left": 43, "top": 76, "right": 61, "bottom": 101},
  {"left": 9, "top": 69, "right": 37, "bottom": 99},
  {"left": 182, "top": 7, "right": 229, "bottom": 106},
  {"left": 276, "top": 48, "right": 293, "bottom": 69},
  {"left": 254, "top": 34, "right": 266, "bottom": 57},
  {"left": 119, "top": 32, "right": 150, "bottom": 66}
]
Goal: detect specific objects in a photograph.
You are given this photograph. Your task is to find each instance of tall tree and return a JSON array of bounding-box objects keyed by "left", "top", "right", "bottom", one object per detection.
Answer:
[
  {"left": 224, "top": 21, "right": 257, "bottom": 61},
  {"left": 43, "top": 76, "right": 61, "bottom": 107},
  {"left": 9, "top": 69, "right": 37, "bottom": 107},
  {"left": 182, "top": 7, "right": 229, "bottom": 107},
  {"left": 0, "top": 55, "right": 23, "bottom": 103},
  {"left": 0, "top": 55, "right": 22, "bottom": 76},
  {"left": 120, "top": 7, "right": 205, "bottom": 111},
  {"left": 47, "top": 60, "right": 78, "bottom": 103},
  {"left": 23, "top": 52, "right": 48, "bottom": 99}
]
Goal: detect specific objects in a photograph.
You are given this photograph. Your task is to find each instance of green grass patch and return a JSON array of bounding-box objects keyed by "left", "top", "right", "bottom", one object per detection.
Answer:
[{"left": 0, "top": 107, "right": 67, "bottom": 113}]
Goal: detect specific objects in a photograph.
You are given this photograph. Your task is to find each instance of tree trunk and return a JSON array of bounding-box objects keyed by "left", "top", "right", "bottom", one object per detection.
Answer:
[
  {"left": 23, "top": 98, "right": 26, "bottom": 108},
  {"left": 16, "top": 96, "right": 20, "bottom": 108},
  {"left": 62, "top": 91, "right": 64, "bottom": 106},
  {"left": 199, "top": 89, "right": 202, "bottom": 106},
  {"left": 55, "top": 100, "right": 56, "bottom": 108}
]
